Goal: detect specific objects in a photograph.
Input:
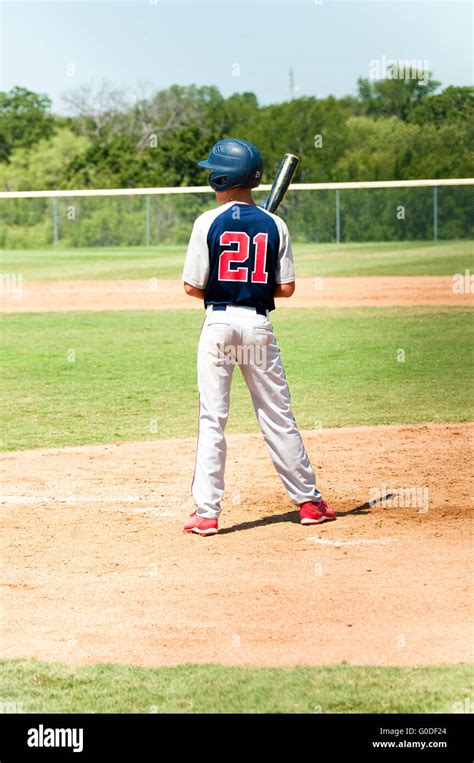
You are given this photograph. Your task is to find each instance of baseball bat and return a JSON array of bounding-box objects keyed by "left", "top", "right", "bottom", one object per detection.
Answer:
[{"left": 263, "top": 153, "right": 300, "bottom": 213}]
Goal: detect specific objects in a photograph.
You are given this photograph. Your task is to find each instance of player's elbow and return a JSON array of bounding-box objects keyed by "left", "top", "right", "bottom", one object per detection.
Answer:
[
  {"left": 183, "top": 282, "right": 195, "bottom": 296},
  {"left": 278, "top": 281, "right": 295, "bottom": 298}
]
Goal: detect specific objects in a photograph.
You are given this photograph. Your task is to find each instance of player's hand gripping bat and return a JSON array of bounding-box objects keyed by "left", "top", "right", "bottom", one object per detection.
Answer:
[{"left": 263, "top": 153, "right": 300, "bottom": 214}]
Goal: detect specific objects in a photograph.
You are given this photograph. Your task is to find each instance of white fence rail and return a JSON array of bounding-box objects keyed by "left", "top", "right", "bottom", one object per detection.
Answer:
[
  {"left": 0, "top": 179, "right": 472, "bottom": 247},
  {"left": 0, "top": 177, "right": 472, "bottom": 200}
]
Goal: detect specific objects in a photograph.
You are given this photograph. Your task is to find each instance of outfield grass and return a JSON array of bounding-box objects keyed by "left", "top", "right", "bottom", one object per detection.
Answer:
[
  {"left": 1, "top": 659, "right": 471, "bottom": 714},
  {"left": 0, "top": 240, "right": 472, "bottom": 280},
  {"left": 1, "top": 307, "right": 471, "bottom": 450}
]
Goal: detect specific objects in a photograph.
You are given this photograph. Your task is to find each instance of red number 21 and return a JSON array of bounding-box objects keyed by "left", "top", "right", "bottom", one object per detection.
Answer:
[{"left": 218, "top": 231, "right": 268, "bottom": 283}]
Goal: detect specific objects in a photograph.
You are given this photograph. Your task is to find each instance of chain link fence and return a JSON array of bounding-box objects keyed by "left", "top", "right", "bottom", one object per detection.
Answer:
[{"left": 0, "top": 183, "right": 472, "bottom": 249}]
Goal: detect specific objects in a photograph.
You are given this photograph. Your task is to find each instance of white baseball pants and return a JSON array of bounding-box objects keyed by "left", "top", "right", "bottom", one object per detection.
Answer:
[{"left": 192, "top": 305, "right": 322, "bottom": 518}]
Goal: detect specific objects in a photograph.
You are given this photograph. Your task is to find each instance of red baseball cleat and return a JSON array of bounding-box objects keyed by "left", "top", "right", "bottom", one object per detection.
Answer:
[
  {"left": 299, "top": 500, "right": 336, "bottom": 525},
  {"left": 184, "top": 511, "right": 219, "bottom": 536}
]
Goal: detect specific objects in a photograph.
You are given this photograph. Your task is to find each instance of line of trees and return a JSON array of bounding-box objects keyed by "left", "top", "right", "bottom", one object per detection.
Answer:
[
  {"left": 1, "top": 74, "right": 473, "bottom": 190},
  {"left": 0, "top": 75, "right": 472, "bottom": 246}
]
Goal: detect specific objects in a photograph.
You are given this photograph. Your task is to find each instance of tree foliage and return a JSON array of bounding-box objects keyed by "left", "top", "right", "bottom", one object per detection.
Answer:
[
  {"left": 357, "top": 69, "right": 440, "bottom": 121},
  {"left": 409, "top": 86, "right": 474, "bottom": 126},
  {"left": 0, "top": 75, "right": 471, "bottom": 193},
  {"left": 0, "top": 86, "right": 54, "bottom": 161}
]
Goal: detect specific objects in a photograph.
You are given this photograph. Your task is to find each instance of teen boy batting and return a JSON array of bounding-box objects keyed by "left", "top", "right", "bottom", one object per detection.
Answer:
[{"left": 182, "top": 138, "right": 336, "bottom": 536}]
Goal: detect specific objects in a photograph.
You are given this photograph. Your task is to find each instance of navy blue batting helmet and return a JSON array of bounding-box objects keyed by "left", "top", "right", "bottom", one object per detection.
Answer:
[{"left": 198, "top": 139, "right": 263, "bottom": 191}]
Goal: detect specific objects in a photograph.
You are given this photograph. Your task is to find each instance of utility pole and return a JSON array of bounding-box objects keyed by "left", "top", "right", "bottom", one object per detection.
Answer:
[{"left": 289, "top": 67, "right": 294, "bottom": 101}]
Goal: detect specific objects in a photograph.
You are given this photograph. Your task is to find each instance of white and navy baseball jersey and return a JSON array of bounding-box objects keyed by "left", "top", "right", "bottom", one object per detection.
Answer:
[{"left": 182, "top": 201, "right": 295, "bottom": 313}]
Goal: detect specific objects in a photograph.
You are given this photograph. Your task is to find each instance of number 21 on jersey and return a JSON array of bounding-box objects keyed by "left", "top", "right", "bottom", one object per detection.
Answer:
[{"left": 218, "top": 231, "right": 268, "bottom": 284}]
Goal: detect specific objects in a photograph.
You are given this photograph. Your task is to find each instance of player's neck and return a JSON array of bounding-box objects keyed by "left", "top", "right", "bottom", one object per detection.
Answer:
[{"left": 215, "top": 189, "right": 256, "bottom": 206}]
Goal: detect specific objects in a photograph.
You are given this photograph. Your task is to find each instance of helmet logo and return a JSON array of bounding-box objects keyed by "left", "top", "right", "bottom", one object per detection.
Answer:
[{"left": 203, "top": 139, "right": 263, "bottom": 191}]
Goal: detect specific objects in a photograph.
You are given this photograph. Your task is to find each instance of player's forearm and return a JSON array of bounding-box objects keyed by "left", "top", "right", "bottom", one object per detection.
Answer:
[
  {"left": 183, "top": 282, "right": 205, "bottom": 300},
  {"left": 274, "top": 281, "right": 295, "bottom": 298}
]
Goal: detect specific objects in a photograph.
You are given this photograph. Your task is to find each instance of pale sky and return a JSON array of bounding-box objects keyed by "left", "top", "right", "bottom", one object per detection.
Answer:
[{"left": 1, "top": 0, "right": 472, "bottom": 112}]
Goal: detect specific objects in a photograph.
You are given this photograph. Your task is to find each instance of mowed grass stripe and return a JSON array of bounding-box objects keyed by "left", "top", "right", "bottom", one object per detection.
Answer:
[
  {"left": 1, "top": 659, "right": 472, "bottom": 714},
  {"left": 0, "top": 240, "right": 472, "bottom": 280},
  {"left": 0, "top": 307, "right": 472, "bottom": 451}
]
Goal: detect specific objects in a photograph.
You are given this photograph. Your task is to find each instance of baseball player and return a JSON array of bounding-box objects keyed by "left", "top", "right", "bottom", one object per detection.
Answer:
[{"left": 182, "top": 138, "right": 336, "bottom": 536}]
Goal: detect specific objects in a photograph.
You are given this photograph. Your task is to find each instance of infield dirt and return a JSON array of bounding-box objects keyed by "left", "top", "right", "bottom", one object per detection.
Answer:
[
  {"left": 1, "top": 275, "right": 471, "bottom": 312},
  {"left": 2, "top": 422, "right": 471, "bottom": 668}
]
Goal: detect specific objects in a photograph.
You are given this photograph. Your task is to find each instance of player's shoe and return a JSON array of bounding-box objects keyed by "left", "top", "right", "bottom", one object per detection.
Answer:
[
  {"left": 299, "top": 500, "right": 336, "bottom": 525},
  {"left": 183, "top": 511, "right": 219, "bottom": 536}
]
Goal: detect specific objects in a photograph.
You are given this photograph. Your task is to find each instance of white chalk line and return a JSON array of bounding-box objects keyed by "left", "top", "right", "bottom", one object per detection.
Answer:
[
  {"left": 1, "top": 495, "right": 179, "bottom": 517},
  {"left": 1, "top": 494, "right": 142, "bottom": 505},
  {"left": 130, "top": 508, "right": 177, "bottom": 517},
  {"left": 307, "top": 536, "right": 399, "bottom": 547}
]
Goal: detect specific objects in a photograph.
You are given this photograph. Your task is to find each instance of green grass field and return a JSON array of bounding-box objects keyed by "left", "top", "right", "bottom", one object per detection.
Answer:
[
  {"left": 1, "top": 307, "right": 472, "bottom": 450},
  {"left": 1, "top": 240, "right": 472, "bottom": 280},
  {"left": 2, "top": 659, "right": 472, "bottom": 714},
  {"left": 1, "top": 239, "right": 472, "bottom": 715}
]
